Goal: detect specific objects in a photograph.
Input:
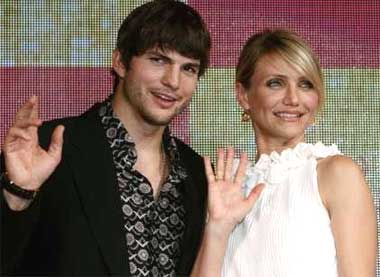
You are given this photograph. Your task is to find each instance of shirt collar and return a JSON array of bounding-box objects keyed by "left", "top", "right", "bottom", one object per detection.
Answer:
[{"left": 98, "top": 95, "right": 182, "bottom": 167}]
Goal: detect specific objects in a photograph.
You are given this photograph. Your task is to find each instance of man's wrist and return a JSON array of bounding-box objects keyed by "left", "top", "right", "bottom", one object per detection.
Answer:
[
  {"left": 0, "top": 172, "right": 38, "bottom": 200},
  {"left": 2, "top": 189, "right": 32, "bottom": 211}
]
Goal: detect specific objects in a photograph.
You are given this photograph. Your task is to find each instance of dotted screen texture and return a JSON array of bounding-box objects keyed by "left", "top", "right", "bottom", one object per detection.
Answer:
[{"left": 0, "top": 0, "right": 379, "bottom": 275}]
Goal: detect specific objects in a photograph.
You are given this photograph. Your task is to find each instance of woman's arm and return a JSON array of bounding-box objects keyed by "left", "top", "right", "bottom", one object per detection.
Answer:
[
  {"left": 191, "top": 221, "right": 233, "bottom": 277},
  {"left": 191, "top": 148, "right": 264, "bottom": 277},
  {"left": 318, "top": 155, "right": 377, "bottom": 277}
]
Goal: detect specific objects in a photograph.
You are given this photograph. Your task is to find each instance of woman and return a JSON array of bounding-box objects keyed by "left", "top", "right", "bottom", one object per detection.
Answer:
[{"left": 192, "top": 29, "right": 376, "bottom": 277}]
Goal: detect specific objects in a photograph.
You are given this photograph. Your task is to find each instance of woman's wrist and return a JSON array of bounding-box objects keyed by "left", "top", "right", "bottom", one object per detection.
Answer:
[{"left": 205, "top": 220, "right": 235, "bottom": 240}]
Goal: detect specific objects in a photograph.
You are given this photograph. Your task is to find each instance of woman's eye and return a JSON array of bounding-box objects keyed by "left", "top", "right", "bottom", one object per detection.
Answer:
[
  {"left": 299, "top": 80, "right": 314, "bottom": 89},
  {"left": 266, "top": 79, "right": 282, "bottom": 88}
]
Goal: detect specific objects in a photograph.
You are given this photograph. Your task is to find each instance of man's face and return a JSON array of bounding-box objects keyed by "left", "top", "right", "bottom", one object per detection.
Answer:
[{"left": 118, "top": 48, "right": 200, "bottom": 126}]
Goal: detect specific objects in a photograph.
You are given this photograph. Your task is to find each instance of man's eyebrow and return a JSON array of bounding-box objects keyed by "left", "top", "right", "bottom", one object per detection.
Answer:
[
  {"left": 146, "top": 50, "right": 170, "bottom": 59},
  {"left": 185, "top": 61, "right": 200, "bottom": 67},
  {"left": 182, "top": 57, "right": 201, "bottom": 68},
  {"left": 146, "top": 50, "right": 201, "bottom": 67}
]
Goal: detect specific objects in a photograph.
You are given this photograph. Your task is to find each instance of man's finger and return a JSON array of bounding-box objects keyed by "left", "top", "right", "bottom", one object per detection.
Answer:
[
  {"left": 15, "top": 95, "right": 38, "bottom": 121},
  {"left": 47, "top": 125, "right": 65, "bottom": 162},
  {"left": 5, "top": 127, "right": 32, "bottom": 143},
  {"left": 14, "top": 118, "right": 42, "bottom": 129},
  {"left": 29, "top": 95, "right": 39, "bottom": 120}
]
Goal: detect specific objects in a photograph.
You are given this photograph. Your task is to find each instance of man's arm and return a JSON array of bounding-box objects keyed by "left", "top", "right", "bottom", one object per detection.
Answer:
[
  {"left": 1, "top": 96, "right": 65, "bottom": 273},
  {"left": 1, "top": 187, "right": 41, "bottom": 273}
]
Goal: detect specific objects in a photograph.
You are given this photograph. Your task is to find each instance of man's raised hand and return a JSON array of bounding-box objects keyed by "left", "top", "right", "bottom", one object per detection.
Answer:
[{"left": 2, "top": 95, "right": 64, "bottom": 196}]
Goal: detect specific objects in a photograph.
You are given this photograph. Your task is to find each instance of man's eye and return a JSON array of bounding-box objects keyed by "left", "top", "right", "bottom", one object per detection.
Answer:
[
  {"left": 183, "top": 65, "right": 198, "bottom": 75},
  {"left": 149, "top": 57, "right": 165, "bottom": 64}
]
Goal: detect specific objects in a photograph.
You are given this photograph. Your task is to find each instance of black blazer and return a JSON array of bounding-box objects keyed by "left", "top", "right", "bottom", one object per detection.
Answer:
[{"left": 1, "top": 104, "right": 208, "bottom": 276}]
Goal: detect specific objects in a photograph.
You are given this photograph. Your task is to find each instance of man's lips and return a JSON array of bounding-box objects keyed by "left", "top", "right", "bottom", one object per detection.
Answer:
[{"left": 151, "top": 91, "right": 178, "bottom": 108}]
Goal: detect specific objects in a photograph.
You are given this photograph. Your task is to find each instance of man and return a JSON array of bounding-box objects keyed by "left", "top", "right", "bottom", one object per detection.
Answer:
[{"left": 0, "top": 0, "right": 211, "bottom": 275}]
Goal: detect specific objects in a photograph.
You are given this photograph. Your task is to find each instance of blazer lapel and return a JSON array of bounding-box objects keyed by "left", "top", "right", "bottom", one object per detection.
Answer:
[
  {"left": 175, "top": 142, "right": 208, "bottom": 273},
  {"left": 67, "top": 105, "right": 129, "bottom": 275}
]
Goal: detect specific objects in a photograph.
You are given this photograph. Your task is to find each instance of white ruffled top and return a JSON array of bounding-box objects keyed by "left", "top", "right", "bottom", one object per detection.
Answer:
[{"left": 222, "top": 142, "right": 341, "bottom": 277}]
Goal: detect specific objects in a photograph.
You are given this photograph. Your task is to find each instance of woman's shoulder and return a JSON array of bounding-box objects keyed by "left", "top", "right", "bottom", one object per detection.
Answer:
[
  {"left": 318, "top": 154, "right": 361, "bottom": 178},
  {"left": 317, "top": 154, "right": 367, "bottom": 207}
]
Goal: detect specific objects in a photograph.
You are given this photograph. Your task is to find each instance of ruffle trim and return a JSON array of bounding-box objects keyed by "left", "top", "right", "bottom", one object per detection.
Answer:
[{"left": 243, "top": 142, "right": 341, "bottom": 194}]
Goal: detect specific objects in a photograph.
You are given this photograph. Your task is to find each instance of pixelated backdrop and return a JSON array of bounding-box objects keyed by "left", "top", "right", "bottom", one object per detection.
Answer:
[{"left": 0, "top": 0, "right": 379, "bottom": 274}]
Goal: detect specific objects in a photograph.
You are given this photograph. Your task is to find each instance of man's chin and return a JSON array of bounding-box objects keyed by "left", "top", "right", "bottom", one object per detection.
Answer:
[
  {"left": 143, "top": 104, "right": 188, "bottom": 126},
  {"left": 144, "top": 114, "right": 175, "bottom": 127}
]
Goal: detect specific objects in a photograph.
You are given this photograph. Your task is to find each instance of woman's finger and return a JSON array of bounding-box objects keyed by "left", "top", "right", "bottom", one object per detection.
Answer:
[
  {"left": 234, "top": 152, "right": 248, "bottom": 185},
  {"left": 245, "top": 183, "right": 265, "bottom": 208},
  {"left": 216, "top": 148, "right": 225, "bottom": 181},
  {"left": 204, "top": 156, "right": 216, "bottom": 184},
  {"left": 224, "top": 147, "right": 234, "bottom": 181}
]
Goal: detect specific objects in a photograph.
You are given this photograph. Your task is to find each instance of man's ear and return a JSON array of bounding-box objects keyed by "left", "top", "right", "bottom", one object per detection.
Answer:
[
  {"left": 236, "top": 82, "right": 250, "bottom": 110},
  {"left": 112, "top": 49, "right": 126, "bottom": 78}
]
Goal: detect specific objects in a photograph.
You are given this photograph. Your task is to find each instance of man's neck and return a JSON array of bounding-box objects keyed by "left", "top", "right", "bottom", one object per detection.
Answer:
[{"left": 111, "top": 91, "right": 169, "bottom": 197}]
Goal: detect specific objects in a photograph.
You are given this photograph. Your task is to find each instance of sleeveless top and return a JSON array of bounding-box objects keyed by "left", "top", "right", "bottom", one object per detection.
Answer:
[{"left": 221, "top": 142, "right": 341, "bottom": 277}]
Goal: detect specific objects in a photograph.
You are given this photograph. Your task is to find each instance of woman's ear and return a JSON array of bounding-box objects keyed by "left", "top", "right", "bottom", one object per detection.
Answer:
[
  {"left": 236, "top": 82, "right": 250, "bottom": 110},
  {"left": 308, "top": 112, "right": 318, "bottom": 126},
  {"left": 112, "top": 50, "right": 126, "bottom": 79}
]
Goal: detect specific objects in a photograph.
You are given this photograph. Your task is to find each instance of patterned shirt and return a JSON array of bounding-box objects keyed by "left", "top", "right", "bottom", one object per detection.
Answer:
[{"left": 98, "top": 98, "right": 187, "bottom": 277}]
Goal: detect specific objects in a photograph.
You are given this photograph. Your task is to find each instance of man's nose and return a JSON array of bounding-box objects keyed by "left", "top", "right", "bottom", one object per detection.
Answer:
[{"left": 162, "top": 66, "right": 180, "bottom": 90}]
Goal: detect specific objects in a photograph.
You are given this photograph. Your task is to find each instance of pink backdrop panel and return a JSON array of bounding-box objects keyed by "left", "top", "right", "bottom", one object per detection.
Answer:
[
  {"left": 0, "top": 67, "right": 190, "bottom": 144},
  {"left": 190, "top": 0, "right": 380, "bottom": 68}
]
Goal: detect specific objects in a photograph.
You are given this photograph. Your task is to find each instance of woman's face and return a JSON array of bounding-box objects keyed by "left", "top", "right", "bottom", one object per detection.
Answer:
[{"left": 237, "top": 53, "right": 319, "bottom": 143}]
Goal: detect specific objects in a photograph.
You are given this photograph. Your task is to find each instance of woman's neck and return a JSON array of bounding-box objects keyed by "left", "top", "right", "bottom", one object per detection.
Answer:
[{"left": 254, "top": 135, "right": 305, "bottom": 162}]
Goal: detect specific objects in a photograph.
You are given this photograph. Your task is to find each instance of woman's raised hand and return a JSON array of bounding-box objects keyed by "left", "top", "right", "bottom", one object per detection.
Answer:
[{"left": 204, "top": 147, "right": 264, "bottom": 234}]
